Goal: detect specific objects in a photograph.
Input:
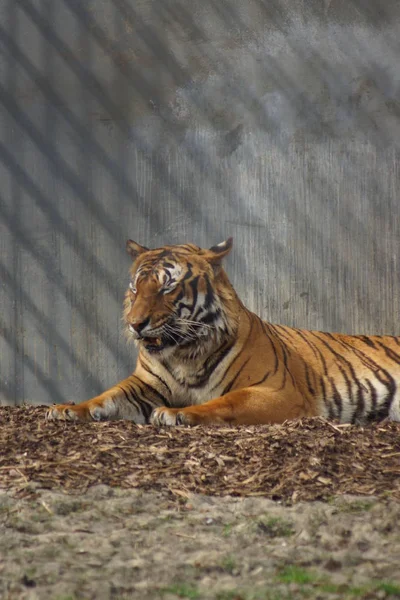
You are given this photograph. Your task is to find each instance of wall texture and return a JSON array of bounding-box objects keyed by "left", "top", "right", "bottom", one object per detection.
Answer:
[{"left": 1, "top": 0, "right": 400, "bottom": 405}]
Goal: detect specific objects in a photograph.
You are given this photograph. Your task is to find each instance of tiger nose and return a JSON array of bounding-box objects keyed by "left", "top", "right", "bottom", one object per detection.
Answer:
[{"left": 130, "top": 317, "right": 150, "bottom": 333}]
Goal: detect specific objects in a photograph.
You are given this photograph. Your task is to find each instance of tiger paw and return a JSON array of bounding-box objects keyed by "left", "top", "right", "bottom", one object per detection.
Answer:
[
  {"left": 150, "top": 407, "right": 197, "bottom": 427},
  {"left": 45, "top": 401, "right": 110, "bottom": 422}
]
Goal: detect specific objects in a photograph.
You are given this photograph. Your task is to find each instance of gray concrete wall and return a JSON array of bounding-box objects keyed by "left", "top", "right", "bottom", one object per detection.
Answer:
[{"left": 1, "top": 0, "right": 400, "bottom": 405}]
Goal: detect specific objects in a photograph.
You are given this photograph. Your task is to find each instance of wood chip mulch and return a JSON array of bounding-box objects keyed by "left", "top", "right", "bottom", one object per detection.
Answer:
[{"left": 1, "top": 406, "right": 399, "bottom": 503}]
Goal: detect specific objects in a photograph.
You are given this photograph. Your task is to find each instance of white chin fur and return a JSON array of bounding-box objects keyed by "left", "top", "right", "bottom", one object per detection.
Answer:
[{"left": 128, "top": 325, "right": 140, "bottom": 340}]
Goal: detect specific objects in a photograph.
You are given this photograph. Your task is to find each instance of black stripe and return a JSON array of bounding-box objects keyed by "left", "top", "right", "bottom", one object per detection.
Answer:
[
  {"left": 251, "top": 369, "right": 271, "bottom": 387},
  {"left": 222, "top": 357, "right": 252, "bottom": 394},
  {"left": 156, "top": 250, "right": 171, "bottom": 259},
  {"left": 319, "top": 376, "right": 330, "bottom": 418},
  {"left": 330, "top": 336, "right": 381, "bottom": 372},
  {"left": 281, "top": 344, "right": 296, "bottom": 386},
  {"left": 118, "top": 385, "right": 135, "bottom": 406},
  {"left": 174, "top": 288, "right": 186, "bottom": 303},
  {"left": 179, "top": 244, "right": 197, "bottom": 252},
  {"left": 177, "top": 301, "right": 195, "bottom": 313},
  {"left": 269, "top": 337, "right": 280, "bottom": 375},
  {"left": 275, "top": 362, "right": 287, "bottom": 392},
  {"left": 329, "top": 377, "right": 343, "bottom": 420},
  {"left": 188, "top": 276, "right": 199, "bottom": 311},
  {"left": 140, "top": 380, "right": 170, "bottom": 407},
  {"left": 366, "top": 379, "right": 378, "bottom": 414},
  {"left": 358, "top": 335, "right": 377, "bottom": 348},
  {"left": 376, "top": 341, "right": 400, "bottom": 364},
  {"left": 140, "top": 358, "right": 172, "bottom": 396},
  {"left": 337, "top": 363, "right": 354, "bottom": 405},
  {"left": 210, "top": 312, "right": 254, "bottom": 393},
  {"left": 204, "top": 276, "right": 214, "bottom": 309},
  {"left": 375, "top": 369, "right": 396, "bottom": 415},
  {"left": 295, "top": 329, "right": 330, "bottom": 376},
  {"left": 182, "top": 263, "right": 193, "bottom": 281},
  {"left": 200, "top": 311, "right": 220, "bottom": 325},
  {"left": 320, "top": 334, "right": 396, "bottom": 417},
  {"left": 209, "top": 351, "right": 244, "bottom": 393},
  {"left": 294, "top": 329, "right": 320, "bottom": 360},
  {"left": 117, "top": 384, "right": 143, "bottom": 416},
  {"left": 352, "top": 385, "right": 365, "bottom": 423},
  {"left": 304, "top": 364, "right": 315, "bottom": 395},
  {"left": 187, "top": 339, "right": 236, "bottom": 389},
  {"left": 136, "top": 397, "right": 157, "bottom": 420},
  {"left": 310, "top": 332, "right": 369, "bottom": 419},
  {"left": 130, "top": 381, "right": 157, "bottom": 421},
  {"left": 273, "top": 325, "right": 295, "bottom": 342},
  {"left": 258, "top": 319, "right": 279, "bottom": 375},
  {"left": 125, "top": 382, "right": 142, "bottom": 404},
  {"left": 268, "top": 324, "right": 295, "bottom": 388}
]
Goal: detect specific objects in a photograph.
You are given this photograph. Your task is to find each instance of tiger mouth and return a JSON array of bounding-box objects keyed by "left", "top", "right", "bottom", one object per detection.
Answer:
[
  {"left": 137, "top": 324, "right": 206, "bottom": 351},
  {"left": 140, "top": 332, "right": 191, "bottom": 352},
  {"left": 141, "top": 336, "right": 163, "bottom": 347},
  {"left": 138, "top": 335, "right": 167, "bottom": 352}
]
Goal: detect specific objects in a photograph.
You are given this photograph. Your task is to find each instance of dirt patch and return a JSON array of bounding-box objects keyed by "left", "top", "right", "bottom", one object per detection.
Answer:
[
  {"left": 1, "top": 487, "right": 400, "bottom": 600},
  {"left": 1, "top": 407, "right": 400, "bottom": 599}
]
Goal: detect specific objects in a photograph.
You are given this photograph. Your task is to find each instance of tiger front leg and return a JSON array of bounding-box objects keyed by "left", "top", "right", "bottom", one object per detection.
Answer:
[
  {"left": 150, "top": 387, "right": 314, "bottom": 426},
  {"left": 46, "top": 374, "right": 167, "bottom": 423}
]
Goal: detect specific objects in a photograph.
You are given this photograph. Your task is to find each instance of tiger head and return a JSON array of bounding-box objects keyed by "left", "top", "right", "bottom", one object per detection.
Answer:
[{"left": 123, "top": 238, "right": 239, "bottom": 356}]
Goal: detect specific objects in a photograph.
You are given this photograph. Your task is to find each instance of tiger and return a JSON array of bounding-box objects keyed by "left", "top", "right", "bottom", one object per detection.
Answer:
[{"left": 46, "top": 238, "right": 400, "bottom": 426}]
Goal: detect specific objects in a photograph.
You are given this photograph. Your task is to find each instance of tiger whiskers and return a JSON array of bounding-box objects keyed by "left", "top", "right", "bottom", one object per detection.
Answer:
[
  {"left": 163, "top": 322, "right": 201, "bottom": 345},
  {"left": 175, "top": 324, "right": 211, "bottom": 341},
  {"left": 174, "top": 317, "right": 216, "bottom": 331},
  {"left": 161, "top": 324, "right": 180, "bottom": 344},
  {"left": 163, "top": 323, "right": 197, "bottom": 345}
]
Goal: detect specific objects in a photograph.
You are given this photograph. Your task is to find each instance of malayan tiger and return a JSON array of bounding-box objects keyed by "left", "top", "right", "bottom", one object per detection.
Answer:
[{"left": 46, "top": 238, "right": 400, "bottom": 425}]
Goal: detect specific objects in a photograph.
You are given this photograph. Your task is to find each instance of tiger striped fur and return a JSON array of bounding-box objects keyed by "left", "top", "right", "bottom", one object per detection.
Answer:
[{"left": 46, "top": 238, "right": 400, "bottom": 426}]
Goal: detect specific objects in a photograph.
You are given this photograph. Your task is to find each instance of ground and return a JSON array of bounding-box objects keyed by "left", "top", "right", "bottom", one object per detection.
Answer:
[{"left": 0, "top": 407, "right": 399, "bottom": 600}]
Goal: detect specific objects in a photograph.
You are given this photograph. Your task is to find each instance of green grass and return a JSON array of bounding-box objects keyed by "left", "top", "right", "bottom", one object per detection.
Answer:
[
  {"left": 319, "top": 583, "right": 364, "bottom": 596},
  {"left": 163, "top": 577, "right": 400, "bottom": 600},
  {"left": 215, "top": 592, "right": 246, "bottom": 600},
  {"left": 342, "top": 581, "right": 400, "bottom": 598},
  {"left": 223, "top": 523, "right": 233, "bottom": 537},
  {"left": 216, "top": 589, "right": 292, "bottom": 600},
  {"left": 216, "top": 590, "right": 288, "bottom": 600},
  {"left": 161, "top": 583, "right": 201, "bottom": 599},
  {"left": 275, "top": 568, "right": 400, "bottom": 598},
  {"left": 376, "top": 581, "right": 400, "bottom": 596},
  {"left": 334, "top": 499, "right": 375, "bottom": 513},
  {"left": 221, "top": 555, "right": 237, "bottom": 574},
  {"left": 277, "top": 565, "right": 316, "bottom": 585}
]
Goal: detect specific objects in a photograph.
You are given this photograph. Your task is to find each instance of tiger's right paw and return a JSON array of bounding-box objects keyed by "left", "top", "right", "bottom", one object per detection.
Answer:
[
  {"left": 46, "top": 403, "right": 92, "bottom": 422},
  {"left": 45, "top": 400, "right": 112, "bottom": 423}
]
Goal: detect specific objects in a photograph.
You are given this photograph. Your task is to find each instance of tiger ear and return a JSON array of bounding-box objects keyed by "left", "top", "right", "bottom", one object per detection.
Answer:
[
  {"left": 126, "top": 240, "right": 149, "bottom": 260},
  {"left": 207, "top": 237, "right": 233, "bottom": 264}
]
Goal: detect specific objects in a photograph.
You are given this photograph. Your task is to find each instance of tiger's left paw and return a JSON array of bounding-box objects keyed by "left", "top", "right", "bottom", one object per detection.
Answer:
[{"left": 150, "top": 407, "right": 197, "bottom": 427}]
